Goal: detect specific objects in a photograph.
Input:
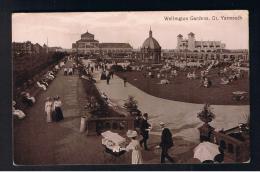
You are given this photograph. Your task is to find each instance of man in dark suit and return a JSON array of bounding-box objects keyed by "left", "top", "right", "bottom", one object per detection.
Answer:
[
  {"left": 123, "top": 76, "right": 127, "bottom": 87},
  {"left": 139, "top": 113, "right": 151, "bottom": 150},
  {"left": 159, "top": 122, "right": 174, "bottom": 163}
]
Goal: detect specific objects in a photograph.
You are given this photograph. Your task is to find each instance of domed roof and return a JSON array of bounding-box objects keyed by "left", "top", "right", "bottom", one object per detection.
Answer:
[
  {"left": 177, "top": 34, "right": 183, "bottom": 37},
  {"left": 142, "top": 29, "right": 161, "bottom": 49}
]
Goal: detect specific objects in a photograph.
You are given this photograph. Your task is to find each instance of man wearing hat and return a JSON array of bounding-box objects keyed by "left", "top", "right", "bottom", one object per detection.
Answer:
[
  {"left": 159, "top": 122, "right": 174, "bottom": 163},
  {"left": 139, "top": 113, "right": 151, "bottom": 150}
]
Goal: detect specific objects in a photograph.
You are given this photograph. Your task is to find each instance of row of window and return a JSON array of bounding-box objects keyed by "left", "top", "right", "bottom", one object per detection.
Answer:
[
  {"left": 178, "top": 49, "right": 223, "bottom": 52},
  {"left": 77, "top": 49, "right": 132, "bottom": 53},
  {"left": 179, "top": 45, "right": 221, "bottom": 48}
]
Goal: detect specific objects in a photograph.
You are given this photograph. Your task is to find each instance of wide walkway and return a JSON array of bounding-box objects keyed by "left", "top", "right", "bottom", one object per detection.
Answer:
[
  {"left": 92, "top": 68, "right": 249, "bottom": 142},
  {"left": 13, "top": 60, "right": 108, "bottom": 165}
]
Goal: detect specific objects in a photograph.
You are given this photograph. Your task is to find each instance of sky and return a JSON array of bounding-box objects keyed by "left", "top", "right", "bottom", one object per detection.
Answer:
[{"left": 12, "top": 10, "right": 248, "bottom": 49}]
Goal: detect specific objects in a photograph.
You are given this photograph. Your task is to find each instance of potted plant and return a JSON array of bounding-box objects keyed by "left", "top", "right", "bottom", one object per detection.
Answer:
[
  {"left": 197, "top": 104, "right": 216, "bottom": 142},
  {"left": 123, "top": 96, "right": 138, "bottom": 115},
  {"left": 197, "top": 103, "right": 215, "bottom": 124}
]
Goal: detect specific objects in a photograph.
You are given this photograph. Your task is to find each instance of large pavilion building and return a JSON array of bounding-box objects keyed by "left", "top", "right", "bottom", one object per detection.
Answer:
[
  {"left": 140, "top": 28, "right": 162, "bottom": 64},
  {"left": 72, "top": 31, "right": 100, "bottom": 54},
  {"left": 177, "top": 32, "right": 226, "bottom": 52},
  {"left": 72, "top": 31, "right": 133, "bottom": 57},
  {"left": 99, "top": 43, "right": 132, "bottom": 58}
]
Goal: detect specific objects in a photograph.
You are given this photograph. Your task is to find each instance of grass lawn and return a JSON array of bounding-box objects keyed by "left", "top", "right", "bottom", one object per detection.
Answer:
[{"left": 116, "top": 68, "right": 249, "bottom": 105}]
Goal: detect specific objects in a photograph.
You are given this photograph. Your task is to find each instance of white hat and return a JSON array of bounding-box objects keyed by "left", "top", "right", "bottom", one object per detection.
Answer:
[
  {"left": 126, "top": 130, "right": 137, "bottom": 138},
  {"left": 159, "top": 122, "right": 165, "bottom": 126}
]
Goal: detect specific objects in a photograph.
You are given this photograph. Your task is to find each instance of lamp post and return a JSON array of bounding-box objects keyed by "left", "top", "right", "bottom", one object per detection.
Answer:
[{"left": 76, "top": 42, "right": 79, "bottom": 65}]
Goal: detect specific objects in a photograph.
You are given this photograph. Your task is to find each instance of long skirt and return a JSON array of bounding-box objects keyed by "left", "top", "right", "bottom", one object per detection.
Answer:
[
  {"left": 52, "top": 107, "right": 64, "bottom": 122},
  {"left": 131, "top": 150, "right": 143, "bottom": 164},
  {"left": 46, "top": 109, "right": 52, "bottom": 122}
]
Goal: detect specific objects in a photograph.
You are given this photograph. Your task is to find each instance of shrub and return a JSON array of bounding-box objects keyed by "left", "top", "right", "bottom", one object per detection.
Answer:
[
  {"left": 126, "top": 65, "right": 132, "bottom": 71},
  {"left": 124, "top": 96, "right": 138, "bottom": 112}
]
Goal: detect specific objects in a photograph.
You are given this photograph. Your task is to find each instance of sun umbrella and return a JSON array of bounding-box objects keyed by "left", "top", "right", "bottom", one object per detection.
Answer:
[{"left": 193, "top": 141, "right": 220, "bottom": 162}]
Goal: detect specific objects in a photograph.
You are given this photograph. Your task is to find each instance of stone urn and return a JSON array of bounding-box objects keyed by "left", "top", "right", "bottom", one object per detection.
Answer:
[{"left": 197, "top": 104, "right": 215, "bottom": 142}]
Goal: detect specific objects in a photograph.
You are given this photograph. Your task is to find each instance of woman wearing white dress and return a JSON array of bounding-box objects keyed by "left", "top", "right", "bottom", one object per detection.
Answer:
[
  {"left": 52, "top": 96, "right": 64, "bottom": 122},
  {"left": 124, "top": 130, "right": 143, "bottom": 164},
  {"left": 44, "top": 97, "right": 53, "bottom": 123}
]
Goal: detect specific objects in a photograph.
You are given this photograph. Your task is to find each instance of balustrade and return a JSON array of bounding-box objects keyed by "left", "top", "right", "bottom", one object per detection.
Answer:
[
  {"left": 85, "top": 116, "right": 134, "bottom": 136},
  {"left": 210, "top": 127, "right": 250, "bottom": 162}
]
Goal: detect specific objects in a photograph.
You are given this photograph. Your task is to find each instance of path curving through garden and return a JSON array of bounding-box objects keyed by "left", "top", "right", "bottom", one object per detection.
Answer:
[{"left": 90, "top": 63, "right": 249, "bottom": 143}]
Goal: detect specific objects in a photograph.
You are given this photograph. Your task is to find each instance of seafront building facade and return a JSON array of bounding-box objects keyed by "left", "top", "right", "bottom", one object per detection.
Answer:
[{"left": 177, "top": 32, "right": 226, "bottom": 52}]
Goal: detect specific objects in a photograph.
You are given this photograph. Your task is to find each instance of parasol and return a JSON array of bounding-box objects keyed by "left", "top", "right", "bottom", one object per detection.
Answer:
[{"left": 194, "top": 141, "right": 220, "bottom": 162}]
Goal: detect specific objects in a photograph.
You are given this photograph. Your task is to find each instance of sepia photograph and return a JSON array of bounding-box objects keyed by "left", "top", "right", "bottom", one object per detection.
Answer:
[{"left": 12, "top": 10, "right": 250, "bottom": 165}]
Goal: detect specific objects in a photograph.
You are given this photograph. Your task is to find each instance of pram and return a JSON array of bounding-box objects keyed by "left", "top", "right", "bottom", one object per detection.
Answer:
[{"left": 101, "top": 130, "right": 127, "bottom": 163}]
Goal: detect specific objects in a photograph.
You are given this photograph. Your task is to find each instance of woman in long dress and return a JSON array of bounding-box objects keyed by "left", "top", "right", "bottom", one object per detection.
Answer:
[
  {"left": 44, "top": 97, "right": 53, "bottom": 123},
  {"left": 124, "top": 130, "right": 143, "bottom": 164},
  {"left": 52, "top": 96, "right": 64, "bottom": 122}
]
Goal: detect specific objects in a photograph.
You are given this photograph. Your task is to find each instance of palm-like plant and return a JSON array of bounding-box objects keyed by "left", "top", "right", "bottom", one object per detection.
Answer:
[{"left": 124, "top": 95, "right": 138, "bottom": 112}]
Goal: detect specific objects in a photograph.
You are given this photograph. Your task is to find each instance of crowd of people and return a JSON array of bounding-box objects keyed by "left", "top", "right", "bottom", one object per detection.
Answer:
[
  {"left": 42, "top": 57, "right": 79, "bottom": 123},
  {"left": 37, "top": 60, "right": 66, "bottom": 91},
  {"left": 13, "top": 58, "right": 68, "bottom": 120},
  {"left": 122, "top": 58, "right": 248, "bottom": 91},
  {"left": 13, "top": 55, "right": 246, "bottom": 164},
  {"left": 36, "top": 70, "right": 56, "bottom": 91},
  {"left": 85, "top": 57, "right": 247, "bottom": 164},
  {"left": 76, "top": 59, "right": 176, "bottom": 164},
  {"left": 63, "top": 62, "right": 78, "bottom": 76},
  {"left": 219, "top": 66, "right": 245, "bottom": 85},
  {"left": 118, "top": 112, "right": 175, "bottom": 164},
  {"left": 102, "top": 106, "right": 226, "bottom": 164}
]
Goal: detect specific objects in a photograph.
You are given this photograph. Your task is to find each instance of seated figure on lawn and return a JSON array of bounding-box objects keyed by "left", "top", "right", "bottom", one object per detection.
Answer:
[
  {"left": 203, "top": 77, "right": 212, "bottom": 88},
  {"left": 12, "top": 101, "right": 26, "bottom": 119},
  {"left": 220, "top": 77, "right": 230, "bottom": 85},
  {"left": 21, "top": 92, "right": 36, "bottom": 106},
  {"left": 37, "top": 81, "right": 47, "bottom": 91},
  {"left": 160, "top": 79, "right": 170, "bottom": 84}
]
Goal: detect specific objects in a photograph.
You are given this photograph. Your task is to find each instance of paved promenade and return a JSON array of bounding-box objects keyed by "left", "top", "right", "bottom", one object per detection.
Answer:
[
  {"left": 92, "top": 68, "right": 249, "bottom": 142},
  {"left": 13, "top": 61, "right": 109, "bottom": 165}
]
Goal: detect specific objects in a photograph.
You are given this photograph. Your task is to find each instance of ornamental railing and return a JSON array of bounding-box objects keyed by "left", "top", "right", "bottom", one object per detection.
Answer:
[
  {"left": 210, "top": 127, "right": 250, "bottom": 162},
  {"left": 86, "top": 116, "right": 135, "bottom": 136}
]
